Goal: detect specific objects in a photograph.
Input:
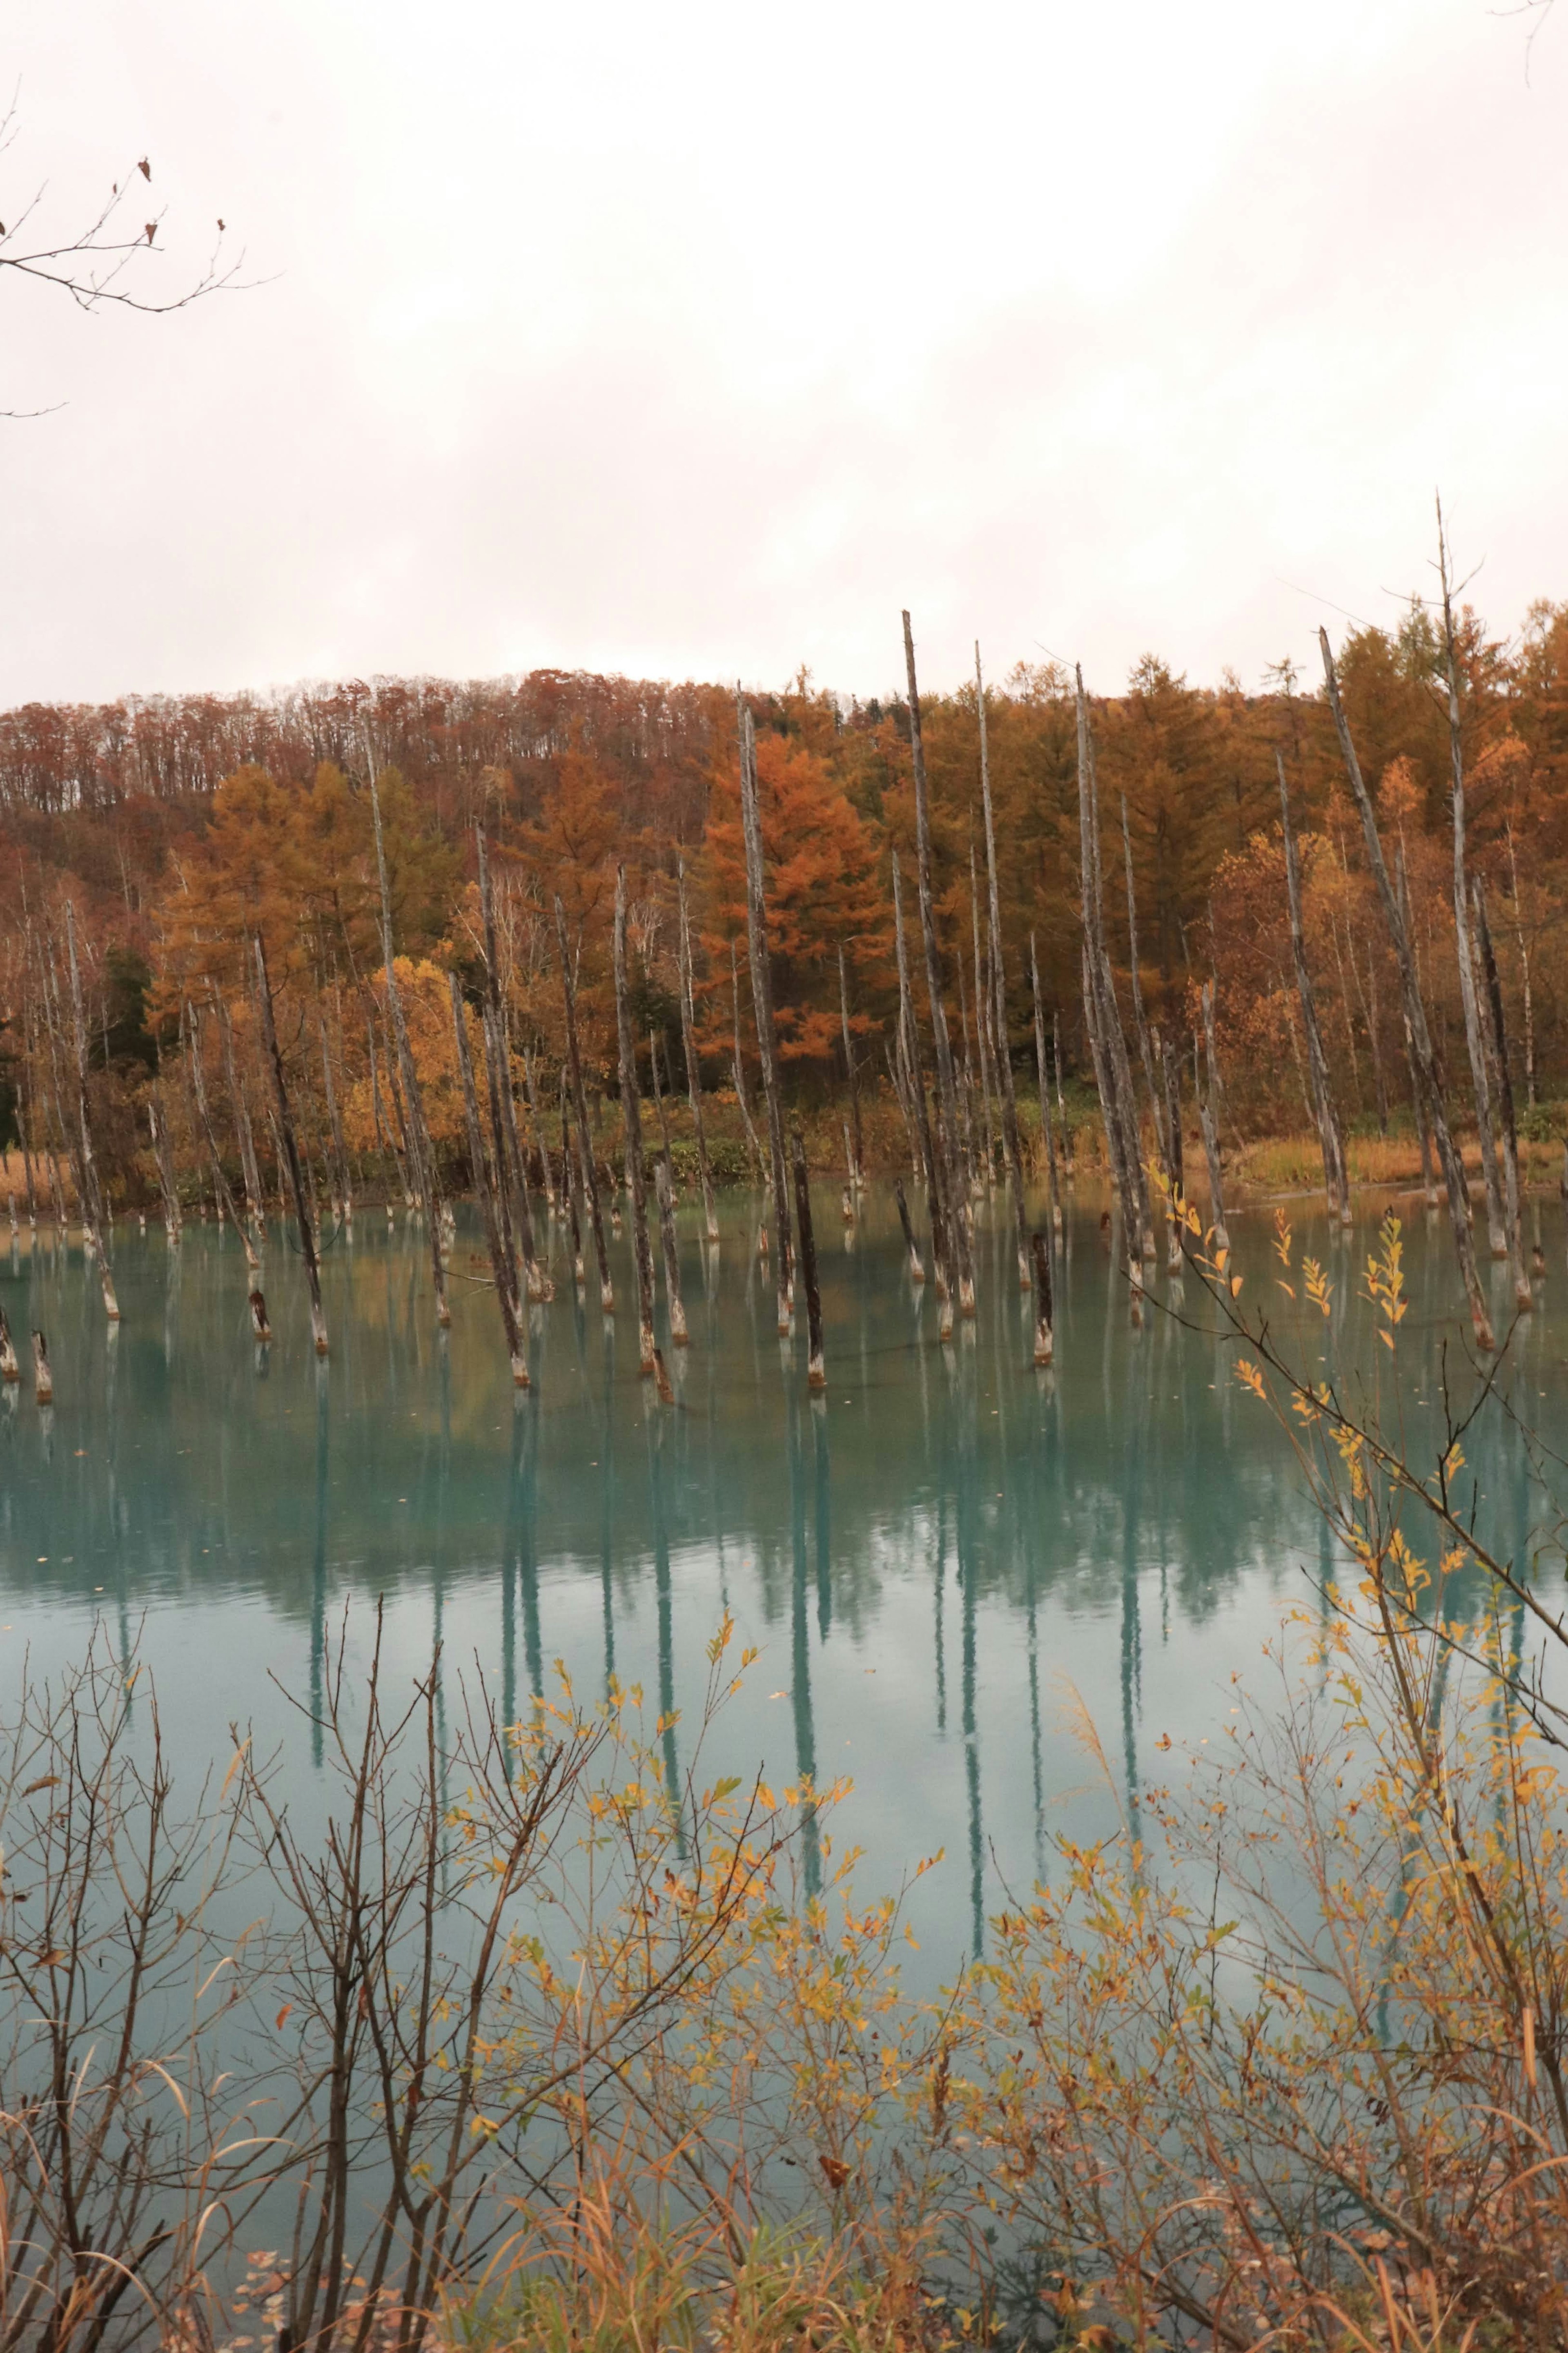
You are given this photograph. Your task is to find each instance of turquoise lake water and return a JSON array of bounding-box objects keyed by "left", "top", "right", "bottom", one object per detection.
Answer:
[{"left": 0, "top": 1179, "right": 1559, "bottom": 1971}]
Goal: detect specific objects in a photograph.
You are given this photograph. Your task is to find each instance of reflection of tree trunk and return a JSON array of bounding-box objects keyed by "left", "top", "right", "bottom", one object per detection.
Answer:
[{"left": 1321, "top": 627, "right": 1493, "bottom": 1347}]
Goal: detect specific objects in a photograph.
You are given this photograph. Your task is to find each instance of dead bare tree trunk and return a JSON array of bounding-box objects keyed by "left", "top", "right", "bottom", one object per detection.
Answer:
[
  {"left": 1030, "top": 1228, "right": 1054, "bottom": 1366},
  {"left": 677, "top": 856, "right": 719, "bottom": 1240},
  {"left": 894, "top": 849, "right": 953, "bottom": 1334},
  {"left": 903, "top": 612, "right": 976, "bottom": 1316},
  {"left": 1473, "top": 876, "right": 1531, "bottom": 1313},
  {"left": 1438, "top": 503, "right": 1508, "bottom": 1263},
  {"left": 837, "top": 941, "right": 864, "bottom": 1188},
  {"left": 254, "top": 933, "right": 328, "bottom": 1356},
  {"left": 1278, "top": 751, "right": 1350, "bottom": 1224},
  {"left": 1506, "top": 821, "right": 1535, "bottom": 1111},
  {"left": 449, "top": 972, "right": 528, "bottom": 1384},
  {"left": 730, "top": 940, "right": 763, "bottom": 1183},
  {"left": 1120, "top": 793, "right": 1172, "bottom": 1186},
  {"left": 895, "top": 1174, "right": 924, "bottom": 1282},
  {"left": 613, "top": 865, "right": 657, "bottom": 1372},
  {"left": 554, "top": 894, "right": 613, "bottom": 1311},
  {"left": 219, "top": 999, "right": 266, "bottom": 1237},
  {"left": 1029, "top": 935, "right": 1062, "bottom": 1232},
  {"left": 63, "top": 904, "right": 120, "bottom": 1320},
  {"left": 148, "top": 1091, "right": 182, "bottom": 1242},
  {"left": 1074, "top": 677, "right": 1146, "bottom": 1296},
  {"left": 320, "top": 1015, "right": 352, "bottom": 1222},
  {"left": 976, "top": 645, "right": 1032, "bottom": 1287},
  {"left": 737, "top": 697, "right": 793, "bottom": 1334},
  {"left": 654, "top": 1156, "right": 689, "bottom": 1346},
  {"left": 1320, "top": 625, "right": 1493, "bottom": 1347}
]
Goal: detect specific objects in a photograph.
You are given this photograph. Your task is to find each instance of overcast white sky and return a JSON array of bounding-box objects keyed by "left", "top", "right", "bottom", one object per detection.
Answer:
[{"left": 0, "top": 0, "right": 1563, "bottom": 709}]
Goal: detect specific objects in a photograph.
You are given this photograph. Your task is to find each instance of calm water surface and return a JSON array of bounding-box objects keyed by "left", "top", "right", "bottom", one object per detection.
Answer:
[{"left": 1, "top": 1182, "right": 1561, "bottom": 1970}]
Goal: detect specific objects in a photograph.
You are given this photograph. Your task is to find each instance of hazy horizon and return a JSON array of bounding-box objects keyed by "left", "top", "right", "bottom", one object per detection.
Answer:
[{"left": 2, "top": 0, "right": 1564, "bottom": 711}]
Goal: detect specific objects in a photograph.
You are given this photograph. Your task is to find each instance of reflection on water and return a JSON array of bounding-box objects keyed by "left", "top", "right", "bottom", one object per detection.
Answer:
[{"left": 0, "top": 1185, "right": 1560, "bottom": 1970}]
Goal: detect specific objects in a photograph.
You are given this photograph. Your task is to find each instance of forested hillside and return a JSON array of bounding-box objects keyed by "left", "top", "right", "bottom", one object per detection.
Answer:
[{"left": 2, "top": 595, "right": 1567, "bottom": 1206}]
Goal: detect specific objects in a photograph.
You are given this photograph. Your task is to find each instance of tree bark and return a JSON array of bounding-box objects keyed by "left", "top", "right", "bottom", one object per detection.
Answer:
[
  {"left": 677, "top": 857, "right": 719, "bottom": 1240},
  {"left": 63, "top": 903, "right": 119, "bottom": 1320},
  {"left": 450, "top": 973, "right": 528, "bottom": 1384},
  {"left": 654, "top": 1156, "right": 689, "bottom": 1346},
  {"left": 613, "top": 865, "right": 657, "bottom": 1371},
  {"left": 976, "top": 644, "right": 1032, "bottom": 1287},
  {"left": 1278, "top": 750, "right": 1349, "bottom": 1222},
  {"left": 554, "top": 893, "right": 613, "bottom": 1310},
  {"left": 1029, "top": 935, "right": 1062, "bottom": 1232},
  {"left": 902, "top": 611, "right": 975, "bottom": 1315},
  {"left": 837, "top": 941, "right": 864, "bottom": 1188},
  {"left": 737, "top": 697, "right": 794, "bottom": 1334}
]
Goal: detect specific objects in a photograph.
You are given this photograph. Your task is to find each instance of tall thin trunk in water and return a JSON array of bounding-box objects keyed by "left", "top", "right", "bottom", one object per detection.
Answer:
[
  {"left": 554, "top": 893, "right": 613, "bottom": 1310},
  {"left": 62, "top": 905, "right": 120, "bottom": 1320},
  {"left": 1120, "top": 794, "right": 1171, "bottom": 1183},
  {"left": 612, "top": 865, "right": 657, "bottom": 1372},
  {"left": 1074, "top": 671, "right": 1146, "bottom": 1289},
  {"left": 895, "top": 850, "right": 952, "bottom": 1330},
  {"left": 976, "top": 642, "right": 1031, "bottom": 1285},
  {"left": 729, "top": 941, "right": 763, "bottom": 1182},
  {"left": 148, "top": 1091, "right": 182, "bottom": 1242},
  {"left": 902, "top": 610, "right": 975, "bottom": 1315},
  {"left": 969, "top": 847, "right": 996, "bottom": 1183},
  {"left": 1438, "top": 502, "right": 1507, "bottom": 1261},
  {"left": 1195, "top": 996, "right": 1229, "bottom": 1252},
  {"left": 449, "top": 972, "right": 528, "bottom": 1385},
  {"left": 219, "top": 1000, "right": 265, "bottom": 1236},
  {"left": 1278, "top": 751, "right": 1349, "bottom": 1223},
  {"left": 837, "top": 942, "right": 864, "bottom": 1187},
  {"left": 188, "top": 1008, "right": 258, "bottom": 1266},
  {"left": 1029, "top": 935, "right": 1061, "bottom": 1233},
  {"left": 1506, "top": 822, "right": 1535, "bottom": 1111},
  {"left": 1396, "top": 845, "right": 1440, "bottom": 1208},
  {"left": 254, "top": 934, "right": 327, "bottom": 1356},
  {"left": 1320, "top": 626, "right": 1493, "bottom": 1347},
  {"left": 791, "top": 1129, "right": 826, "bottom": 1391},
  {"left": 737, "top": 697, "right": 793, "bottom": 1333},
  {"left": 677, "top": 856, "right": 719, "bottom": 1240},
  {"left": 369, "top": 768, "right": 449, "bottom": 1326},
  {"left": 1472, "top": 877, "right": 1530, "bottom": 1311}
]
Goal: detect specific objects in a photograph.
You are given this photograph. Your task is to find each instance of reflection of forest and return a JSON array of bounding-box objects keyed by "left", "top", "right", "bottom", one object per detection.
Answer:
[{"left": 0, "top": 1191, "right": 1555, "bottom": 1674}]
